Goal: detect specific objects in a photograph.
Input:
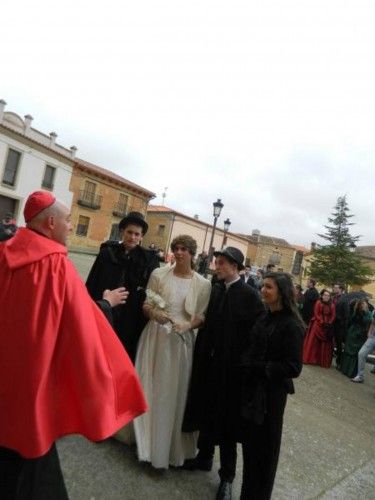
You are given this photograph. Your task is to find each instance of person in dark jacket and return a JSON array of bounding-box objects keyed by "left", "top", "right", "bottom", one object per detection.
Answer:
[
  {"left": 0, "top": 212, "right": 18, "bottom": 241},
  {"left": 301, "top": 278, "right": 319, "bottom": 325},
  {"left": 239, "top": 272, "right": 304, "bottom": 499},
  {"left": 183, "top": 247, "right": 264, "bottom": 500},
  {"left": 240, "top": 264, "right": 258, "bottom": 290},
  {"left": 86, "top": 212, "right": 159, "bottom": 361},
  {"left": 332, "top": 283, "right": 350, "bottom": 369}
]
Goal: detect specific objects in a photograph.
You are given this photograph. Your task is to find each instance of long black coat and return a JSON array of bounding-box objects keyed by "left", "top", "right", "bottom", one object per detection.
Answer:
[
  {"left": 302, "top": 287, "right": 319, "bottom": 324},
  {"left": 183, "top": 279, "right": 264, "bottom": 441},
  {"left": 239, "top": 309, "right": 304, "bottom": 500},
  {"left": 86, "top": 241, "right": 159, "bottom": 361}
]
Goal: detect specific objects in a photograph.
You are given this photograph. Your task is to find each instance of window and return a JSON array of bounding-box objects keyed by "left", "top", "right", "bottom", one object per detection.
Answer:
[
  {"left": 76, "top": 215, "right": 90, "bottom": 236},
  {"left": 118, "top": 193, "right": 128, "bottom": 213},
  {"left": 78, "top": 181, "right": 102, "bottom": 209},
  {"left": 292, "top": 251, "right": 303, "bottom": 275},
  {"left": 82, "top": 181, "right": 96, "bottom": 202},
  {"left": 84, "top": 181, "right": 96, "bottom": 195},
  {"left": 157, "top": 224, "right": 165, "bottom": 236},
  {"left": 109, "top": 223, "right": 120, "bottom": 241},
  {"left": 42, "top": 165, "right": 56, "bottom": 190},
  {"left": 2, "top": 149, "right": 21, "bottom": 186}
]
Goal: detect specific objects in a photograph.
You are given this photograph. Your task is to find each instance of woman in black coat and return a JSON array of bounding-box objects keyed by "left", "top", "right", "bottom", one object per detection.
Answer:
[{"left": 239, "top": 272, "right": 304, "bottom": 500}]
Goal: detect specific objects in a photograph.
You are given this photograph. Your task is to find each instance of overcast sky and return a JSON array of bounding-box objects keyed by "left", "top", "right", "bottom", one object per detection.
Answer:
[{"left": 2, "top": 0, "right": 375, "bottom": 246}]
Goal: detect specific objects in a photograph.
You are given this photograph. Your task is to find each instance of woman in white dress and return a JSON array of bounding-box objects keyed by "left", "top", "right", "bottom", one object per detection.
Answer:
[{"left": 134, "top": 235, "right": 211, "bottom": 469}]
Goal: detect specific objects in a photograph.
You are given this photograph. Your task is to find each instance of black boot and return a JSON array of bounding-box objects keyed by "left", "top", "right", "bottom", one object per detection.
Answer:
[
  {"left": 182, "top": 456, "right": 213, "bottom": 471},
  {"left": 216, "top": 480, "right": 232, "bottom": 500}
]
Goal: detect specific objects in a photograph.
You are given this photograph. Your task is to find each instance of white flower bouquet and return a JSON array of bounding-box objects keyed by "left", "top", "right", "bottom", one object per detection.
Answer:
[
  {"left": 145, "top": 288, "right": 167, "bottom": 310},
  {"left": 145, "top": 289, "right": 186, "bottom": 342}
]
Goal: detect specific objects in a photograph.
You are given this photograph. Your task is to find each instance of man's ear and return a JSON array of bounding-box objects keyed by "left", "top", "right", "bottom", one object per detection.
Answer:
[{"left": 46, "top": 215, "right": 55, "bottom": 230}]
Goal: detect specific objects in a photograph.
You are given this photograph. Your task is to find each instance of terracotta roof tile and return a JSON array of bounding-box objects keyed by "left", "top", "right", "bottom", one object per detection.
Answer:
[
  {"left": 75, "top": 158, "right": 155, "bottom": 198},
  {"left": 147, "top": 205, "right": 174, "bottom": 212}
]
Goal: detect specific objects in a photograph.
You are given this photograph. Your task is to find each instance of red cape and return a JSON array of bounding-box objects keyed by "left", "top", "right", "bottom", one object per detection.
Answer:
[{"left": 0, "top": 228, "right": 147, "bottom": 458}]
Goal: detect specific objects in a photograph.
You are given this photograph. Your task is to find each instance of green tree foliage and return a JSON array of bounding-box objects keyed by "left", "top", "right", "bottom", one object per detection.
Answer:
[{"left": 309, "top": 196, "right": 373, "bottom": 287}]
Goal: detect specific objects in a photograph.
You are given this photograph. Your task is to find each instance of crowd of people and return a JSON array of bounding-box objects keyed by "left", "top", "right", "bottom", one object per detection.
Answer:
[
  {"left": 2, "top": 190, "right": 373, "bottom": 500},
  {"left": 300, "top": 279, "right": 375, "bottom": 384},
  {"left": 0, "top": 211, "right": 17, "bottom": 241},
  {"left": 84, "top": 211, "right": 304, "bottom": 499}
]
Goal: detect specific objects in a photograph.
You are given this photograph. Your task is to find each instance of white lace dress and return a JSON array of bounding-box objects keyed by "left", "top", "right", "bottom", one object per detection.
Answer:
[{"left": 134, "top": 274, "right": 198, "bottom": 469}]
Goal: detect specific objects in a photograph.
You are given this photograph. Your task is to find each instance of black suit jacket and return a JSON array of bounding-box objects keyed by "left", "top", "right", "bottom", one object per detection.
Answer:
[
  {"left": 86, "top": 241, "right": 159, "bottom": 360},
  {"left": 183, "top": 279, "right": 264, "bottom": 438}
]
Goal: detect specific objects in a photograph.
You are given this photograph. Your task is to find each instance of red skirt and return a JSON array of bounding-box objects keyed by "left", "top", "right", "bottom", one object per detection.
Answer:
[{"left": 303, "top": 320, "right": 334, "bottom": 368}]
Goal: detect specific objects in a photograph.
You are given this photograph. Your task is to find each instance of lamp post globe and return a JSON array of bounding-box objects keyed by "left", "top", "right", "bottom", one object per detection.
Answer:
[{"left": 213, "top": 198, "right": 224, "bottom": 218}]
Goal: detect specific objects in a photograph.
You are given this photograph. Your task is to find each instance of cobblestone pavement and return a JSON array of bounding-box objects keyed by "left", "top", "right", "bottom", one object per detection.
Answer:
[{"left": 61, "top": 251, "right": 375, "bottom": 500}]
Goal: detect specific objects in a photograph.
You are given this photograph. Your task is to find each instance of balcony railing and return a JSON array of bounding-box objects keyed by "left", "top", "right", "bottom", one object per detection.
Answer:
[
  {"left": 77, "top": 190, "right": 102, "bottom": 210},
  {"left": 112, "top": 202, "right": 128, "bottom": 218}
]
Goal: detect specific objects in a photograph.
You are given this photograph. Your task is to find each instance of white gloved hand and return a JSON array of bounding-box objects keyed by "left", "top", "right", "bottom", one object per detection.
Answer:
[{"left": 172, "top": 321, "right": 192, "bottom": 335}]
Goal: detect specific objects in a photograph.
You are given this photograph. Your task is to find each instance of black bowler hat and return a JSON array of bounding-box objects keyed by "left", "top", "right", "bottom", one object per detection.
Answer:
[
  {"left": 213, "top": 246, "right": 245, "bottom": 270},
  {"left": 119, "top": 212, "right": 148, "bottom": 234}
]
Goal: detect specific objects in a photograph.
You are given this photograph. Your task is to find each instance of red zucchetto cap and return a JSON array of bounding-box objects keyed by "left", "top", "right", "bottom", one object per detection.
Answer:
[{"left": 24, "top": 191, "right": 56, "bottom": 223}]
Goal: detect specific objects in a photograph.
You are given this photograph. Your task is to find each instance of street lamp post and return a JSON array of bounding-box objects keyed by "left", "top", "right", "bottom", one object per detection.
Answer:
[
  {"left": 221, "top": 217, "right": 231, "bottom": 249},
  {"left": 207, "top": 198, "right": 224, "bottom": 266}
]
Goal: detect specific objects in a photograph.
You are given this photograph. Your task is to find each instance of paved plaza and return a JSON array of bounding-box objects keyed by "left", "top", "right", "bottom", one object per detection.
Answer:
[{"left": 60, "top": 252, "right": 375, "bottom": 500}]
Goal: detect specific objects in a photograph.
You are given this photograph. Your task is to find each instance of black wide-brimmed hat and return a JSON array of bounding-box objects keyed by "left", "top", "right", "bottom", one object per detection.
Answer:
[
  {"left": 119, "top": 212, "right": 148, "bottom": 234},
  {"left": 213, "top": 246, "right": 245, "bottom": 270}
]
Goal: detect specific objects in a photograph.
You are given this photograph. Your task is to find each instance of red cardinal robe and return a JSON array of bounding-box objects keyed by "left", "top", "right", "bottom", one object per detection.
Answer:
[{"left": 0, "top": 228, "right": 147, "bottom": 458}]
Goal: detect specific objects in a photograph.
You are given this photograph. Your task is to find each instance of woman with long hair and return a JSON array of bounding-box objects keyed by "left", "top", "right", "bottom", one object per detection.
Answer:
[
  {"left": 133, "top": 235, "right": 211, "bottom": 469},
  {"left": 303, "top": 289, "right": 336, "bottom": 368},
  {"left": 341, "top": 299, "right": 373, "bottom": 378},
  {"left": 239, "top": 272, "right": 304, "bottom": 500}
]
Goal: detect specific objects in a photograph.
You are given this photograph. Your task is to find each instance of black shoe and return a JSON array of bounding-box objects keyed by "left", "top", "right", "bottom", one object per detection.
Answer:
[
  {"left": 216, "top": 480, "right": 232, "bottom": 500},
  {"left": 182, "top": 456, "right": 213, "bottom": 471}
]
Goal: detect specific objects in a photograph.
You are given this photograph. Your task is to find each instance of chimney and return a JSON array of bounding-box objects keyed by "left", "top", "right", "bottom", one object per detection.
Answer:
[
  {"left": 252, "top": 229, "right": 260, "bottom": 242},
  {"left": 194, "top": 214, "right": 199, "bottom": 220},
  {"left": 311, "top": 242, "right": 317, "bottom": 251},
  {"left": 70, "top": 145, "right": 77, "bottom": 158},
  {"left": 49, "top": 131, "right": 57, "bottom": 146},
  {"left": 24, "top": 114, "right": 33, "bottom": 134},
  {"left": 0, "top": 99, "right": 6, "bottom": 123}
]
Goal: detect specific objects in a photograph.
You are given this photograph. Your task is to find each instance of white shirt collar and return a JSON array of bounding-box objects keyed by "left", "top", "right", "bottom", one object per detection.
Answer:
[{"left": 225, "top": 276, "right": 241, "bottom": 290}]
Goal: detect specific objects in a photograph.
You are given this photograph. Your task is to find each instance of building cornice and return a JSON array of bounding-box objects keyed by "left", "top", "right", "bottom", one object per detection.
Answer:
[
  {"left": 75, "top": 159, "right": 155, "bottom": 199},
  {"left": 0, "top": 124, "right": 74, "bottom": 165}
]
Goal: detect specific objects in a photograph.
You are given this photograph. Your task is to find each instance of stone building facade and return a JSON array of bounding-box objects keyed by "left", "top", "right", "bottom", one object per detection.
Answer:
[
  {"left": 238, "top": 229, "right": 302, "bottom": 275},
  {"left": 69, "top": 159, "right": 155, "bottom": 252},
  {"left": 143, "top": 205, "right": 249, "bottom": 259}
]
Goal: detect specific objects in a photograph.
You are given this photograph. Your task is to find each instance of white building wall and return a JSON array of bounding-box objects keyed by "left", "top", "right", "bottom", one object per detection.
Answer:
[{"left": 0, "top": 131, "right": 73, "bottom": 225}]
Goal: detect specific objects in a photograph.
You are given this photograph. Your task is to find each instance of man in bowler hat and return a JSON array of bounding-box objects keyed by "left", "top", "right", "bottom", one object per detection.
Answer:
[
  {"left": 183, "top": 247, "right": 264, "bottom": 500},
  {"left": 86, "top": 212, "right": 159, "bottom": 361}
]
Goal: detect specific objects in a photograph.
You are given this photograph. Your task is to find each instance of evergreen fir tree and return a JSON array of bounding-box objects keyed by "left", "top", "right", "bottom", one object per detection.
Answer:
[{"left": 309, "top": 196, "right": 372, "bottom": 287}]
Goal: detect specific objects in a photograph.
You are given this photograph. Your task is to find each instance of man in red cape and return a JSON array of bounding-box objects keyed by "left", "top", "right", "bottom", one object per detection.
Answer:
[{"left": 0, "top": 191, "right": 147, "bottom": 499}]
